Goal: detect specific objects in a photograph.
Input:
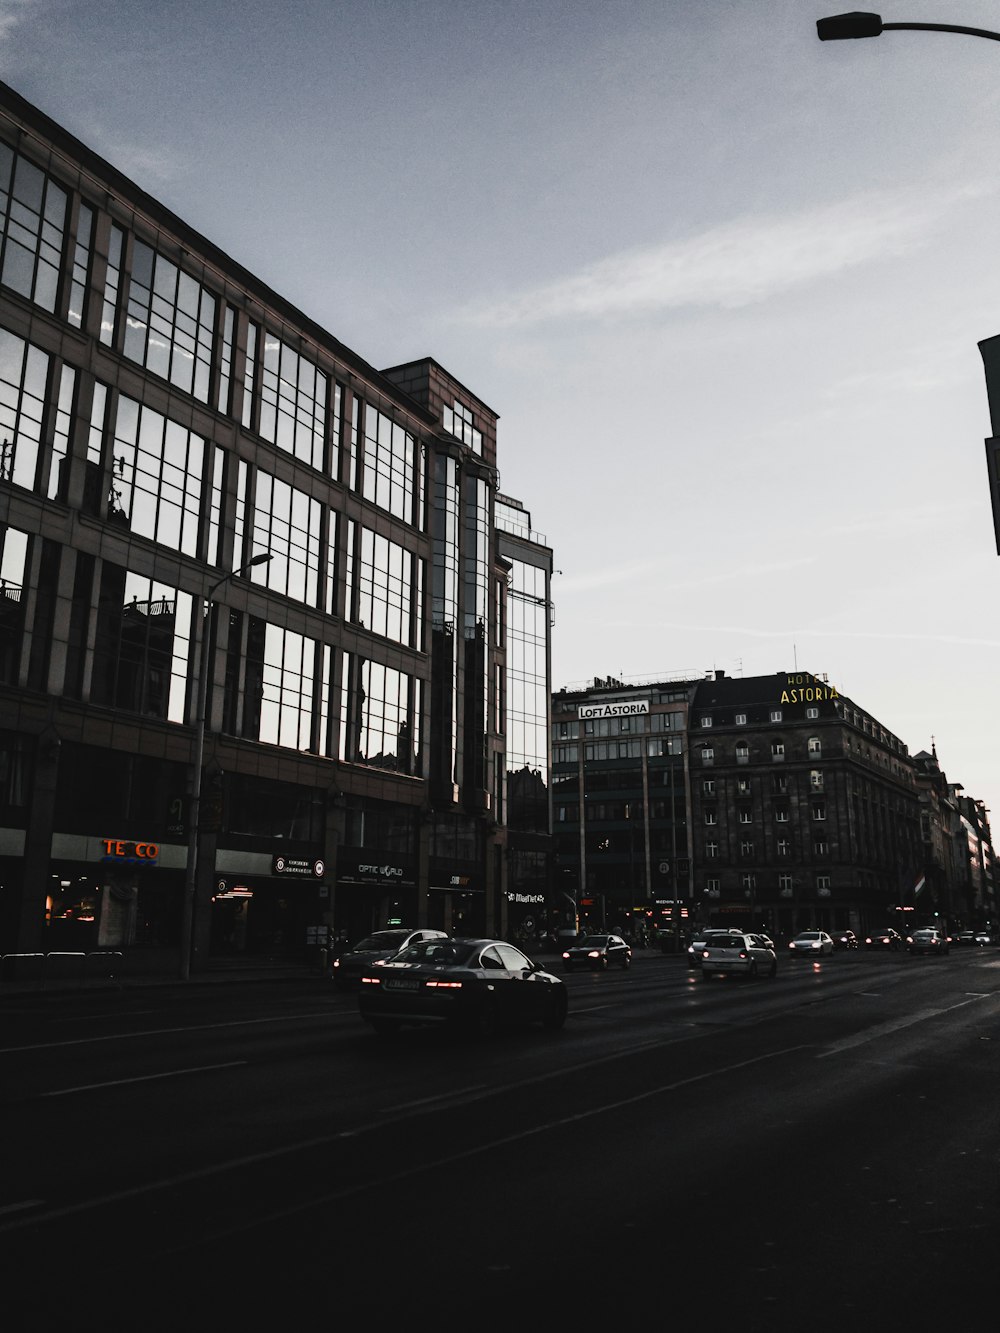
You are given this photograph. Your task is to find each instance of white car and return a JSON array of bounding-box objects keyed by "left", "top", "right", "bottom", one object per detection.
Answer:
[
  {"left": 686, "top": 927, "right": 744, "bottom": 969},
  {"left": 700, "top": 932, "right": 777, "bottom": 980},
  {"left": 788, "top": 930, "right": 834, "bottom": 956}
]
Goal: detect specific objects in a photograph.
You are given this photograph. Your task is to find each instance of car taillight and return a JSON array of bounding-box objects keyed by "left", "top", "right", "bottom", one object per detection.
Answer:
[
  {"left": 360, "top": 975, "right": 380, "bottom": 986},
  {"left": 562, "top": 952, "right": 570, "bottom": 959},
  {"left": 738, "top": 951, "right": 748, "bottom": 959},
  {"left": 426, "top": 979, "right": 462, "bottom": 989}
]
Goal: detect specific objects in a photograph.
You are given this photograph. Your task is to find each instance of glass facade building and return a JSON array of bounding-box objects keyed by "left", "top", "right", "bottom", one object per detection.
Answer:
[{"left": 0, "top": 82, "right": 518, "bottom": 966}]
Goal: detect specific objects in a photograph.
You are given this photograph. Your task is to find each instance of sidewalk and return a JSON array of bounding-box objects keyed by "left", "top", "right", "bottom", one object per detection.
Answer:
[{"left": 0, "top": 946, "right": 322, "bottom": 998}]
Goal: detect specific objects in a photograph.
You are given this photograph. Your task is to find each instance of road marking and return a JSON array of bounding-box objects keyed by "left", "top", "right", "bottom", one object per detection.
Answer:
[
  {"left": 42, "top": 1060, "right": 247, "bottom": 1096},
  {"left": 0, "top": 1011, "right": 341, "bottom": 1055},
  {"left": 819, "top": 994, "right": 988, "bottom": 1057}
]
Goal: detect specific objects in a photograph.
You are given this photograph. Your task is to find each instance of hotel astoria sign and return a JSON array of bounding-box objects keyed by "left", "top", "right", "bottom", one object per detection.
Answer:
[
  {"left": 778, "top": 673, "right": 839, "bottom": 705},
  {"left": 578, "top": 699, "right": 649, "bottom": 719}
]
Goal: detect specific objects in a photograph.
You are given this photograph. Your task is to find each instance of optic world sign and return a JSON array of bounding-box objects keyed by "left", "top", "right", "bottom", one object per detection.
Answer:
[{"left": 578, "top": 699, "right": 649, "bottom": 719}]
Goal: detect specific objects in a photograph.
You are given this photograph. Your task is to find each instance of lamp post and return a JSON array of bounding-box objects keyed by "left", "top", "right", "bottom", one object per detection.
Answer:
[
  {"left": 179, "top": 552, "right": 271, "bottom": 980},
  {"left": 817, "top": 12, "right": 1000, "bottom": 44}
]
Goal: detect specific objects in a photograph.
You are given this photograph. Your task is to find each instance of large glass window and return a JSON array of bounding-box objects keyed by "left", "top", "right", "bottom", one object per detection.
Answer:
[
  {"left": 0, "top": 143, "right": 66, "bottom": 312},
  {"left": 339, "top": 652, "right": 422, "bottom": 775},
  {"left": 123, "top": 240, "right": 215, "bottom": 401},
  {"left": 67, "top": 203, "right": 94, "bottom": 330},
  {"left": 247, "top": 468, "right": 322, "bottom": 606},
  {"left": 258, "top": 332, "right": 327, "bottom": 469},
  {"left": 0, "top": 326, "right": 48, "bottom": 491},
  {"left": 100, "top": 225, "right": 125, "bottom": 346},
  {"left": 0, "top": 523, "right": 29, "bottom": 684},
  {"left": 362, "top": 403, "right": 418, "bottom": 523},
  {"left": 355, "top": 526, "right": 419, "bottom": 646},
  {"left": 47, "top": 364, "right": 76, "bottom": 501},
  {"left": 91, "top": 565, "right": 193, "bottom": 722},
  {"left": 109, "top": 396, "right": 205, "bottom": 556},
  {"left": 243, "top": 619, "right": 317, "bottom": 752}
]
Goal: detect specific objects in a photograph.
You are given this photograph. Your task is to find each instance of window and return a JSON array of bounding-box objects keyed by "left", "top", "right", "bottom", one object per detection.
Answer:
[
  {"left": 775, "top": 808, "right": 789, "bottom": 823},
  {"left": 700, "top": 715, "right": 712, "bottom": 728},
  {"left": 67, "top": 202, "right": 94, "bottom": 329},
  {"left": 739, "top": 840, "right": 754, "bottom": 857},
  {"left": 738, "top": 808, "right": 752, "bottom": 824},
  {"left": 702, "top": 779, "right": 715, "bottom": 795},
  {"left": 705, "top": 840, "right": 718, "bottom": 859},
  {"left": 0, "top": 143, "right": 66, "bottom": 312},
  {"left": 771, "top": 741, "right": 785, "bottom": 761},
  {"left": 777, "top": 839, "right": 791, "bottom": 857},
  {"left": 123, "top": 240, "right": 216, "bottom": 402},
  {"left": 706, "top": 878, "right": 720, "bottom": 895},
  {"left": 816, "top": 875, "right": 831, "bottom": 892},
  {"left": 361, "top": 403, "right": 419, "bottom": 523},
  {"left": 813, "top": 840, "right": 829, "bottom": 857},
  {"left": 109, "top": 396, "right": 205, "bottom": 557},
  {"left": 778, "top": 874, "right": 793, "bottom": 894},
  {"left": 770, "top": 709, "right": 782, "bottom": 723},
  {"left": 91, "top": 565, "right": 193, "bottom": 723},
  {"left": 0, "top": 327, "right": 48, "bottom": 491},
  {"left": 700, "top": 745, "right": 714, "bottom": 765},
  {"left": 812, "top": 803, "right": 826, "bottom": 822},
  {"left": 735, "top": 712, "right": 747, "bottom": 726},
  {"left": 247, "top": 469, "right": 323, "bottom": 607},
  {"left": 737, "top": 778, "right": 751, "bottom": 795},
  {"left": 241, "top": 619, "right": 320, "bottom": 753},
  {"left": 704, "top": 810, "right": 717, "bottom": 825},
  {"left": 443, "top": 399, "right": 482, "bottom": 454},
  {"left": 808, "top": 736, "right": 822, "bottom": 757},
  {"left": 736, "top": 742, "right": 750, "bottom": 764},
  {"left": 806, "top": 706, "right": 819, "bottom": 719},
  {"left": 810, "top": 769, "right": 824, "bottom": 790},
  {"left": 773, "top": 774, "right": 787, "bottom": 793},
  {"left": 258, "top": 333, "right": 328, "bottom": 470},
  {"left": 741, "top": 873, "right": 756, "bottom": 891}
]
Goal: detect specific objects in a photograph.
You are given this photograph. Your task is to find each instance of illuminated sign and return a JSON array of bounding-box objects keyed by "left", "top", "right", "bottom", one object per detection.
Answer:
[
  {"left": 272, "top": 855, "right": 325, "bottom": 879},
  {"left": 101, "top": 839, "right": 159, "bottom": 863},
  {"left": 578, "top": 699, "right": 649, "bottom": 719},
  {"left": 779, "top": 673, "right": 839, "bottom": 705},
  {"left": 506, "top": 891, "right": 545, "bottom": 905}
]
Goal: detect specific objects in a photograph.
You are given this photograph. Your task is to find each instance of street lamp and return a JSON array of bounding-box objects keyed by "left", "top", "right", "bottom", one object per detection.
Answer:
[
  {"left": 179, "top": 552, "right": 271, "bottom": 980},
  {"left": 817, "top": 12, "right": 1000, "bottom": 43}
]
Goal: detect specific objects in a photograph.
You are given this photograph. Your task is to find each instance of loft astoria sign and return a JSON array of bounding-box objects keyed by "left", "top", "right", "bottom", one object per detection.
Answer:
[
  {"left": 578, "top": 699, "right": 649, "bottom": 719},
  {"left": 779, "top": 672, "right": 839, "bottom": 705}
]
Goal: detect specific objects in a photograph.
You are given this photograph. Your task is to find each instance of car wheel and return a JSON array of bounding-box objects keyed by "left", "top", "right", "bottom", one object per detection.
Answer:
[
  {"left": 600, "top": 957, "right": 608, "bottom": 970},
  {"left": 747, "top": 960, "right": 758, "bottom": 980},
  {"left": 542, "top": 989, "right": 568, "bottom": 1030},
  {"left": 621, "top": 955, "right": 631, "bottom": 969},
  {"left": 768, "top": 960, "right": 777, "bottom": 978}
]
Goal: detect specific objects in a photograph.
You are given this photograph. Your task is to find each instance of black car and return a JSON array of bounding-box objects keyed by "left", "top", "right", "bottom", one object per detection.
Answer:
[
  {"left": 332, "top": 927, "right": 448, "bottom": 990},
  {"left": 865, "top": 927, "right": 903, "bottom": 951},
  {"left": 357, "top": 937, "right": 568, "bottom": 1036},
  {"left": 831, "top": 928, "right": 859, "bottom": 950},
  {"left": 562, "top": 933, "right": 632, "bottom": 971},
  {"left": 906, "top": 928, "right": 949, "bottom": 956}
]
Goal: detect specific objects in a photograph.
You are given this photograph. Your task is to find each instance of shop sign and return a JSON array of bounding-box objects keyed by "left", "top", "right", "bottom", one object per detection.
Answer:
[
  {"left": 779, "top": 672, "right": 839, "bottom": 705},
  {"left": 578, "top": 699, "right": 649, "bottom": 719},
  {"left": 339, "top": 854, "right": 416, "bottom": 888},
  {"left": 272, "top": 855, "right": 325, "bottom": 879},
  {"left": 506, "top": 891, "right": 545, "bottom": 905},
  {"left": 100, "top": 838, "right": 159, "bottom": 864}
]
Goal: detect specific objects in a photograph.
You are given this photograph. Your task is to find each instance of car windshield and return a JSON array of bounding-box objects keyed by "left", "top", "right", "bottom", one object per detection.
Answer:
[
  {"left": 797, "top": 933, "right": 822, "bottom": 940},
  {"left": 352, "top": 931, "right": 410, "bottom": 952},
  {"left": 711, "top": 937, "right": 746, "bottom": 949},
  {"left": 577, "top": 936, "right": 609, "bottom": 947},
  {"left": 394, "top": 940, "right": 476, "bottom": 966}
]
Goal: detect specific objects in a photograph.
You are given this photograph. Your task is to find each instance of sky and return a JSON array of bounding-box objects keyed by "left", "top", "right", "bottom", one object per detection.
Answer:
[{"left": 3, "top": 0, "right": 999, "bottom": 823}]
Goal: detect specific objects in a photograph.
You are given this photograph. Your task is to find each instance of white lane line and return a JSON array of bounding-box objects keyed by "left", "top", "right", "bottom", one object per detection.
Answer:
[
  {"left": 42, "top": 1060, "right": 247, "bottom": 1096},
  {"left": 0, "top": 1200, "right": 45, "bottom": 1219},
  {"left": 383, "top": 1086, "right": 488, "bottom": 1114},
  {"left": 819, "top": 994, "right": 988, "bottom": 1057}
]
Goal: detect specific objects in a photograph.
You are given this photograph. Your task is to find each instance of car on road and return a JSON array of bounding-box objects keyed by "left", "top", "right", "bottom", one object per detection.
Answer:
[
  {"left": 685, "top": 927, "right": 743, "bottom": 969},
  {"left": 906, "top": 927, "right": 949, "bottom": 956},
  {"left": 865, "top": 927, "right": 903, "bottom": 952},
  {"left": 788, "top": 930, "right": 834, "bottom": 957},
  {"left": 357, "top": 937, "right": 568, "bottom": 1035},
  {"left": 954, "top": 930, "right": 977, "bottom": 947},
  {"left": 700, "top": 932, "right": 777, "bottom": 980},
  {"left": 332, "top": 927, "right": 448, "bottom": 991},
  {"left": 831, "top": 928, "right": 859, "bottom": 950},
  {"left": 562, "top": 933, "right": 632, "bottom": 971},
  {"left": 974, "top": 930, "right": 993, "bottom": 946}
]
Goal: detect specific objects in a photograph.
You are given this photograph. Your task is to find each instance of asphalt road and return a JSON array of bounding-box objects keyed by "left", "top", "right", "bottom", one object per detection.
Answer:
[{"left": 4, "top": 948, "right": 1000, "bottom": 1329}]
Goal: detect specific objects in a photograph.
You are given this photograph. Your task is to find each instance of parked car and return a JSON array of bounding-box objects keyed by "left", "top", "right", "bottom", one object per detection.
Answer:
[
  {"left": 357, "top": 937, "right": 568, "bottom": 1035},
  {"left": 865, "top": 927, "right": 903, "bottom": 951},
  {"left": 831, "top": 928, "right": 859, "bottom": 950},
  {"left": 700, "top": 932, "right": 777, "bottom": 980},
  {"left": 685, "top": 928, "right": 743, "bottom": 969},
  {"left": 974, "top": 930, "right": 993, "bottom": 946},
  {"left": 332, "top": 927, "right": 448, "bottom": 990},
  {"left": 906, "top": 927, "right": 949, "bottom": 956},
  {"left": 788, "top": 930, "right": 834, "bottom": 957},
  {"left": 562, "top": 933, "right": 632, "bottom": 971}
]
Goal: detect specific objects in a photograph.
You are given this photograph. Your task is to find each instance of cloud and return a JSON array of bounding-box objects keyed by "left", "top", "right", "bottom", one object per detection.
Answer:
[{"left": 461, "top": 181, "right": 993, "bottom": 328}]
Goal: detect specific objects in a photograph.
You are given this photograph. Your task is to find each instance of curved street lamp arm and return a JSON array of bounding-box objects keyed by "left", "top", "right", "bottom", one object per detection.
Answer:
[{"left": 883, "top": 22, "right": 1000, "bottom": 42}]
